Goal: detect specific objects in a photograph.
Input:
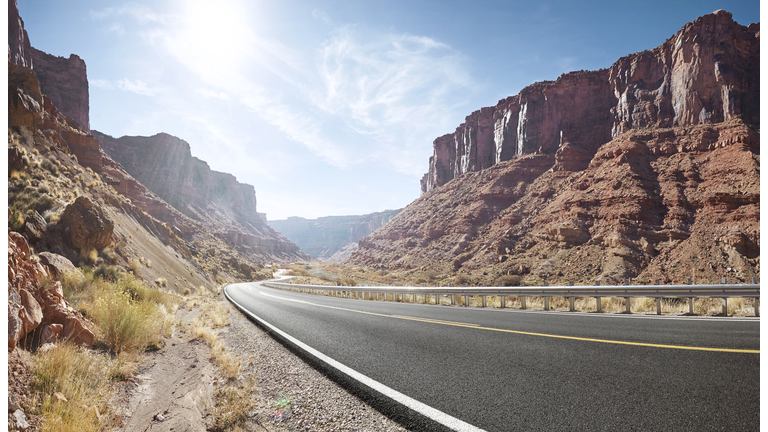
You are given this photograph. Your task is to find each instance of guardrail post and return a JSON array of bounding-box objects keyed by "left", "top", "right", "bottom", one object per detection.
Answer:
[
  {"left": 721, "top": 277, "right": 728, "bottom": 316},
  {"left": 482, "top": 296, "right": 487, "bottom": 307},
  {"left": 500, "top": 295, "right": 506, "bottom": 308},
  {"left": 596, "top": 297, "right": 602, "bottom": 313},
  {"left": 544, "top": 297, "right": 550, "bottom": 311},
  {"left": 464, "top": 295, "right": 469, "bottom": 307},
  {"left": 569, "top": 297, "right": 575, "bottom": 312},
  {"left": 451, "top": 295, "right": 456, "bottom": 306},
  {"left": 689, "top": 298, "right": 694, "bottom": 315},
  {"left": 655, "top": 298, "right": 661, "bottom": 315},
  {"left": 755, "top": 298, "right": 760, "bottom": 317},
  {"left": 521, "top": 296, "right": 527, "bottom": 310}
]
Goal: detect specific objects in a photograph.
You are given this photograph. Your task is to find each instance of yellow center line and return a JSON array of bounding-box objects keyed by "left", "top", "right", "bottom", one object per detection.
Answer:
[{"left": 260, "top": 291, "right": 760, "bottom": 354}]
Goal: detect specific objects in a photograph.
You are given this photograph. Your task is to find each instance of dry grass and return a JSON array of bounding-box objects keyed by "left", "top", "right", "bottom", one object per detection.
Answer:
[{"left": 32, "top": 344, "right": 114, "bottom": 432}]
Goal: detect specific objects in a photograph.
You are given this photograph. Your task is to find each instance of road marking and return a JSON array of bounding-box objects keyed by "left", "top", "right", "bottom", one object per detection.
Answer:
[
  {"left": 258, "top": 291, "right": 760, "bottom": 354},
  {"left": 226, "top": 285, "right": 487, "bottom": 432}
]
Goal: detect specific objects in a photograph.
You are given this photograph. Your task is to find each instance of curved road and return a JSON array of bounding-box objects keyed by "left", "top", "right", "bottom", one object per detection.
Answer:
[{"left": 226, "top": 281, "right": 760, "bottom": 431}]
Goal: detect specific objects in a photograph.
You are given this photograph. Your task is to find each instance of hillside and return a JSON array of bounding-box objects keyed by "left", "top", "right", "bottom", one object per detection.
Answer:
[
  {"left": 345, "top": 10, "right": 760, "bottom": 287},
  {"left": 269, "top": 209, "right": 401, "bottom": 262},
  {"left": 8, "top": 0, "right": 308, "bottom": 292}
]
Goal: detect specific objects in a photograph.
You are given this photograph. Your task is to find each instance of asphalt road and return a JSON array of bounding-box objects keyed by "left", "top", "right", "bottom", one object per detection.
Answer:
[{"left": 226, "top": 282, "right": 760, "bottom": 431}]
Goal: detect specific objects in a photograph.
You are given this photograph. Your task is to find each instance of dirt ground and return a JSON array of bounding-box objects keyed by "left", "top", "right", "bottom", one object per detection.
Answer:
[{"left": 108, "top": 294, "right": 409, "bottom": 432}]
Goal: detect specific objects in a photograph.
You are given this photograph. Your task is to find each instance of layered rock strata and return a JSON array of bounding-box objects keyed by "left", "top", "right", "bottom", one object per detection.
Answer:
[
  {"left": 422, "top": 10, "right": 759, "bottom": 193},
  {"left": 95, "top": 131, "right": 306, "bottom": 257},
  {"left": 349, "top": 11, "right": 759, "bottom": 286}
]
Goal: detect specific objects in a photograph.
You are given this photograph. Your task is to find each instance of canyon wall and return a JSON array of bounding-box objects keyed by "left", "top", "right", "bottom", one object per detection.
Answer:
[
  {"left": 8, "top": 0, "right": 90, "bottom": 131},
  {"left": 269, "top": 209, "right": 401, "bottom": 261},
  {"left": 348, "top": 10, "right": 759, "bottom": 286},
  {"left": 421, "top": 10, "right": 759, "bottom": 193},
  {"left": 95, "top": 131, "right": 305, "bottom": 257}
]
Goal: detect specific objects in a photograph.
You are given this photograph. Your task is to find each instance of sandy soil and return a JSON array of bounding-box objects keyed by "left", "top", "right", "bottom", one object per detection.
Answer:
[{"left": 109, "top": 293, "right": 409, "bottom": 432}]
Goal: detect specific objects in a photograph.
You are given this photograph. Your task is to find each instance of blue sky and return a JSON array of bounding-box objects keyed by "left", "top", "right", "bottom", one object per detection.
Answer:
[{"left": 17, "top": 0, "right": 760, "bottom": 220}]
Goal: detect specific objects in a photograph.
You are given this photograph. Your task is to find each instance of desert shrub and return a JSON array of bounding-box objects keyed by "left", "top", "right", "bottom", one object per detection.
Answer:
[
  {"left": 155, "top": 277, "right": 167, "bottom": 288},
  {"left": 93, "top": 264, "right": 123, "bottom": 282},
  {"left": 8, "top": 207, "right": 25, "bottom": 232},
  {"left": 40, "top": 158, "right": 59, "bottom": 177},
  {"left": 99, "top": 247, "right": 118, "bottom": 264},
  {"left": 497, "top": 274, "right": 523, "bottom": 287},
  {"left": 33, "top": 343, "right": 109, "bottom": 432},
  {"left": 128, "top": 258, "right": 141, "bottom": 276},
  {"left": 89, "top": 285, "right": 162, "bottom": 354},
  {"left": 340, "top": 277, "right": 357, "bottom": 286},
  {"left": 31, "top": 193, "right": 56, "bottom": 213}
]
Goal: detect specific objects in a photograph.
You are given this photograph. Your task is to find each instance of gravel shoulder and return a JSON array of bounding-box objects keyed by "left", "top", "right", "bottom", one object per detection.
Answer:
[{"left": 111, "top": 293, "right": 410, "bottom": 431}]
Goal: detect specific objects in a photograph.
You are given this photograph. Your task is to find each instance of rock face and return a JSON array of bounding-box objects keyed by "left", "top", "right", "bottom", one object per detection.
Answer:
[
  {"left": 8, "top": 232, "right": 94, "bottom": 351},
  {"left": 29, "top": 48, "right": 90, "bottom": 132},
  {"left": 8, "top": 0, "right": 90, "bottom": 132},
  {"left": 8, "top": 0, "right": 32, "bottom": 68},
  {"left": 269, "top": 209, "right": 401, "bottom": 261},
  {"left": 421, "top": 10, "right": 759, "bottom": 193},
  {"left": 95, "top": 131, "right": 307, "bottom": 258},
  {"left": 348, "top": 11, "right": 759, "bottom": 286}
]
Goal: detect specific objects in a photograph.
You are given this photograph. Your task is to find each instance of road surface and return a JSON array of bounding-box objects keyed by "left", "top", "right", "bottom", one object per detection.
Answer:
[{"left": 226, "top": 281, "right": 760, "bottom": 431}]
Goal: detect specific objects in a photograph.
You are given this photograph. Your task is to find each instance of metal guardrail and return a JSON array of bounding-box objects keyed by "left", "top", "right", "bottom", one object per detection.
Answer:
[{"left": 262, "top": 281, "right": 760, "bottom": 317}]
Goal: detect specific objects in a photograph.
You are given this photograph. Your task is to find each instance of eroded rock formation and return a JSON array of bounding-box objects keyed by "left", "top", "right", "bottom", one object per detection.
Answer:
[
  {"left": 95, "top": 131, "right": 307, "bottom": 258},
  {"left": 8, "top": 232, "right": 95, "bottom": 351},
  {"left": 422, "top": 10, "right": 759, "bottom": 193},
  {"left": 349, "top": 11, "right": 759, "bottom": 286}
]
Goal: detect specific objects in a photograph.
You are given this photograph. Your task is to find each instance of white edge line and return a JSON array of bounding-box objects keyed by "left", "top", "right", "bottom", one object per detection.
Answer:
[{"left": 225, "top": 283, "right": 487, "bottom": 432}]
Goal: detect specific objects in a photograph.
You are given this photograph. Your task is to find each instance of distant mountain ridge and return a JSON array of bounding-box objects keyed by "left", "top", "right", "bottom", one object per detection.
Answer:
[{"left": 269, "top": 210, "right": 401, "bottom": 262}]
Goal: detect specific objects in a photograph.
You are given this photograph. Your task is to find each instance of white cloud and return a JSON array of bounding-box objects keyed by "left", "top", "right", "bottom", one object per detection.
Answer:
[
  {"left": 88, "top": 3, "right": 475, "bottom": 177},
  {"left": 196, "top": 88, "right": 230, "bottom": 100},
  {"left": 115, "top": 78, "right": 163, "bottom": 96}
]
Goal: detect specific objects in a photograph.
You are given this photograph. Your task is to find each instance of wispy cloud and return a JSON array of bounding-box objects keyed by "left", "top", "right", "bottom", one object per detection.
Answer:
[
  {"left": 88, "top": 3, "right": 475, "bottom": 176},
  {"left": 89, "top": 4, "right": 166, "bottom": 25},
  {"left": 112, "top": 78, "right": 162, "bottom": 96}
]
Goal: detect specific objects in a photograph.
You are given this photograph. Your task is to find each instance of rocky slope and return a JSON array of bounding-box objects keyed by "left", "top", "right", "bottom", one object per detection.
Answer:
[
  {"left": 421, "top": 10, "right": 759, "bottom": 193},
  {"left": 8, "top": 0, "right": 307, "bottom": 289},
  {"left": 269, "top": 209, "right": 401, "bottom": 261},
  {"left": 94, "top": 131, "right": 304, "bottom": 260},
  {"left": 347, "top": 11, "right": 760, "bottom": 286}
]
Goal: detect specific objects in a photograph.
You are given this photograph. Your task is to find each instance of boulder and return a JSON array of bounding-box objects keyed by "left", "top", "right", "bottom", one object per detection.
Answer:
[
  {"left": 38, "top": 252, "right": 79, "bottom": 278},
  {"left": 60, "top": 197, "right": 114, "bottom": 252},
  {"left": 23, "top": 210, "right": 48, "bottom": 244}
]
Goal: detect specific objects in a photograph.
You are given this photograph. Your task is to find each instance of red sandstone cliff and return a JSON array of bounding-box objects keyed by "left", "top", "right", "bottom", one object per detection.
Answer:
[
  {"left": 8, "top": 0, "right": 90, "bottom": 132},
  {"left": 421, "top": 10, "right": 759, "bottom": 193},
  {"left": 349, "top": 11, "right": 759, "bottom": 286},
  {"left": 94, "top": 131, "right": 306, "bottom": 257}
]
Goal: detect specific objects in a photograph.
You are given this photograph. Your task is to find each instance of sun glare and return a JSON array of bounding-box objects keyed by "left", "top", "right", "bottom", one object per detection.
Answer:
[{"left": 168, "top": 0, "right": 254, "bottom": 83}]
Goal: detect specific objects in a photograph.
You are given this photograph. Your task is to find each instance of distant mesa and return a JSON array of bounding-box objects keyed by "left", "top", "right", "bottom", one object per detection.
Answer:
[{"left": 269, "top": 210, "right": 401, "bottom": 263}]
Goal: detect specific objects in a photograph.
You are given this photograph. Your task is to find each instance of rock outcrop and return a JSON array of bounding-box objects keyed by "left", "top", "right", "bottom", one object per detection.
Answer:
[
  {"left": 8, "top": 232, "right": 94, "bottom": 351},
  {"left": 348, "top": 11, "right": 759, "bottom": 286},
  {"left": 269, "top": 209, "right": 401, "bottom": 261},
  {"left": 29, "top": 48, "right": 90, "bottom": 132},
  {"left": 8, "top": 0, "right": 90, "bottom": 131},
  {"left": 95, "top": 131, "right": 307, "bottom": 259},
  {"left": 421, "top": 10, "right": 759, "bottom": 193},
  {"left": 7, "top": 0, "right": 32, "bottom": 68}
]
